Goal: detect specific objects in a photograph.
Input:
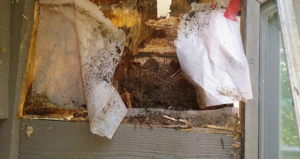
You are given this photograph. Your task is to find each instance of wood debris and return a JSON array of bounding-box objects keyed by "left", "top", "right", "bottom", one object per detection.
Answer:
[
  {"left": 162, "top": 114, "right": 177, "bottom": 122},
  {"left": 225, "top": 117, "right": 234, "bottom": 127},
  {"left": 170, "top": 69, "right": 181, "bottom": 78},
  {"left": 155, "top": 125, "right": 191, "bottom": 129},
  {"left": 162, "top": 114, "right": 191, "bottom": 125},
  {"left": 201, "top": 125, "right": 235, "bottom": 132},
  {"left": 137, "top": 16, "right": 180, "bottom": 55},
  {"left": 179, "top": 119, "right": 190, "bottom": 125},
  {"left": 145, "top": 17, "right": 180, "bottom": 32},
  {"left": 121, "top": 90, "right": 132, "bottom": 109},
  {"left": 26, "top": 126, "right": 33, "bottom": 138},
  {"left": 138, "top": 38, "right": 176, "bottom": 54},
  {"left": 22, "top": 14, "right": 28, "bottom": 20},
  {"left": 232, "top": 141, "right": 241, "bottom": 148}
]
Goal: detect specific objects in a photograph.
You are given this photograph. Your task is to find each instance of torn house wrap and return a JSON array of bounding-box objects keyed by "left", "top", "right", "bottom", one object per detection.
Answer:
[
  {"left": 33, "top": 0, "right": 127, "bottom": 139},
  {"left": 33, "top": 0, "right": 85, "bottom": 110},
  {"left": 175, "top": 2, "right": 252, "bottom": 106},
  {"left": 74, "top": 0, "right": 127, "bottom": 139}
]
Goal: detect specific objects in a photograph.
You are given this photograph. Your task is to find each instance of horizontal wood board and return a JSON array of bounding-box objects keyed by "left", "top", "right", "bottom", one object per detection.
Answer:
[{"left": 19, "top": 119, "right": 241, "bottom": 159}]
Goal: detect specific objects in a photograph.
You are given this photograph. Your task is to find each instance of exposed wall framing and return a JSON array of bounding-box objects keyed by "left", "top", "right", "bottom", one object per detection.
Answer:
[{"left": 0, "top": 0, "right": 254, "bottom": 158}]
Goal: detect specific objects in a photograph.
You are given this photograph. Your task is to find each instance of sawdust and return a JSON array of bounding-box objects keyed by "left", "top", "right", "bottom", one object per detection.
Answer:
[{"left": 232, "top": 141, "right": 241, "bottom": 148}]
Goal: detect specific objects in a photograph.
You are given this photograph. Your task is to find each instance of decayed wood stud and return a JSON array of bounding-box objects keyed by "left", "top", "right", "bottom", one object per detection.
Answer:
[
  {"left": 0, "top": 0, "right": 36, "bottom": 158},
  {"left": 242, "top": 0, "right": 260, "bottom": 159},
  {"left": 277, "top": 0, "right": 300, "bottom": 147},
  {"left": 19, "top": 119, "right": 241, "bottom": 159},
  {"left": 18, "top": 0, "right": 39, "bottom": 118}
]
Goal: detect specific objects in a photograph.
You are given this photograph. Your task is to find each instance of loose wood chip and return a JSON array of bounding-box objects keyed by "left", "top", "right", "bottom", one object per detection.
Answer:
[
  {"left": 170, "top": 69, "right": 181, "bottom": 78},
  {"left": 225, "top": 118, "right": 234, "bottom": 127},
  {"left": 179, "top": 119, "right": 190, "bottom": 125},
  {"left": 162, "top": 114, "right": 190, "bottom": 125},
  {"left": 22, "top": 14, "right": 28, "bottom": 20},
  {"left": 26, "top": 126, "right": 33, "bottom": 138},
  {"left": 162, "top": 114, "right": 177, "bottom": 122}
]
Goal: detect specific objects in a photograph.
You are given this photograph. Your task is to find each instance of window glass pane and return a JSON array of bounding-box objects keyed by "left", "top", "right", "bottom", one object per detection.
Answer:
[{"left": 280, "top": 33, "right": 300, "bottom": 158}]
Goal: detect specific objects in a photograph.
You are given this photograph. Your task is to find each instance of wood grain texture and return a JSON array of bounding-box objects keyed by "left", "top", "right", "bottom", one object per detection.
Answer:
[
  {"left": 241, "top": 0, "right": 260, "bottom": 159},
  {"left": 19, "top": 119, "right": 241, "bottom": 159}
]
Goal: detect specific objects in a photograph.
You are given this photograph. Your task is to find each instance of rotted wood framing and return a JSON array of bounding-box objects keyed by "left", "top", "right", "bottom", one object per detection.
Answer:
[{"left": 242, "top": 0, "right": 260, "bottom": 159}]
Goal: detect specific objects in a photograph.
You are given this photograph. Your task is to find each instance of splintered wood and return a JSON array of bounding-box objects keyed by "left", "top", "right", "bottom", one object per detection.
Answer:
[
  {"left": 121, "top": 90, "right": 132, "bottom": 109},
  {"left": 139, "top": 17, "right": 180, "bottom": 55},
  {"left": 108, "top": 0, "right": 212, "bottom": 110}
]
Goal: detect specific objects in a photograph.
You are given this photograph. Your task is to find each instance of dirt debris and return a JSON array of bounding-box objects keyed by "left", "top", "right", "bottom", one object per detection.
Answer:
[
  {"left": 122, "top": 113, "right": 187, "bottom": 127},
  {"left": 23, "top": 91, "right": 88, "bottom": 121},
  {"left": 232, "top": 141, "right": 241, "bottom": 148},
  {"left": 116, "top": 57, "right": 201, "bottom": 110}
]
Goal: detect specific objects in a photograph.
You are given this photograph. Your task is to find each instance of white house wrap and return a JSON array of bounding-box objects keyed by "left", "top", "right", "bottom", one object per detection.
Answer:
[
  {"left": 175, "top": 2, "right": 253, "bottom": 106},
  {"left": 74, "top": 0, "right": 127, "bottom": 139}
]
